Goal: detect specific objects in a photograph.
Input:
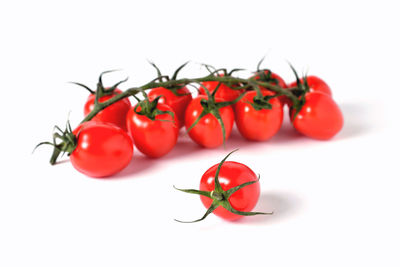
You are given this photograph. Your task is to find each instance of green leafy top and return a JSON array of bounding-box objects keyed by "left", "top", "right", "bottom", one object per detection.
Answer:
[{"left": 174, "top": 149, "right": 273, "bottom": 223}]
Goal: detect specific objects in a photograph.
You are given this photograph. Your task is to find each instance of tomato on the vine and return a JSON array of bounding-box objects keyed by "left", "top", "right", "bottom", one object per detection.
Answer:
[
  {"left": 84, "top": 89, "right": 131, "bottom": 131},
  {"left": 148, "top": 86, "right": 192, "bottom": 128},
  {"left": 126, "top": 103, "right": 178, "bottom": 158},
  {"left": 291, "top": 92, "right": 343, "bottom": 140},
  {"left": 288, "top": 75, "right": 332, "bottom": 97},
  {"left": 70, "top": 121, "right": 133, "bottom": 177},
  {"left": 185, "top": 95, "right": 234, "bottom": 148},
  {"left": 235, "top": 90, "right": 283, "bottom": 141}
]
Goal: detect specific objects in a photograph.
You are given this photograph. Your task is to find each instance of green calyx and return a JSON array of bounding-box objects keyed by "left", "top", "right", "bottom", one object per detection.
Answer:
[
  {"left": 34, "top": 121, "right": 77, "bottom": 165},
  {"left": 250, "top": 95, "right": 274, "bottom": 111},
  {"left": 186, "top": 83, "right": 245, "bottom": 146},
  {"left": 174, "top": 149, "right": 273, "bottom": 223},
  {"left": 71, "top": 70, "right": 128, "bottom": 100},
  {"left": 133, "top": 91, "right": 175, "bottom": 121},
  {"left": 254, "top": 56, "right": 280, "bottom": 85},
  {"left": 288, "top": 64, "right": 310, "bottom": 119}
]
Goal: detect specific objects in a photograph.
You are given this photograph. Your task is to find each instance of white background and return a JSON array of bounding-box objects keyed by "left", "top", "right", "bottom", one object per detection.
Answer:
[{"left": 1, "top": 0, "right": 399, "bottom": 266}]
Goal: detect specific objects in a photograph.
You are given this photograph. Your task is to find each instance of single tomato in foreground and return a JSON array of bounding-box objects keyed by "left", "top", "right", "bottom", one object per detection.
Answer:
[
  {"left": 235, "top": 90, "right": 283, "bottom": 141},
  {"left": 84, "top": 89, "right": 131, "bottom": 131},
  {"left": 148, "top": 86, "right": 192, "bottom": 128},
  {"left": 291, "top": 92, "right": 343, "bottom": 140},
  {"left": 71, "top": 121, "right": 133, "bottom": 177},
  {"left": 288, "top": 75, "right": 332, "bottom": 97},
  {"left": 174, "top": 150, "right": 272, "bottom": 222},
  {"left": 126, "top": 103, "right": 178, "bottom": 158},
  {"left": 185, "top": 95, "right": 234, "bottom": 148}
]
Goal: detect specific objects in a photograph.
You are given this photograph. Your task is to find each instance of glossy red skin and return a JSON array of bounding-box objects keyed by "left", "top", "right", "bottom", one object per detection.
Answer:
[
  {"left": 235, "top": 90, "right": 283, "bottom": 141},
  {"left": 148, "top": 86, "right": 192, "bottom": 128},
  {"left": 200, "top": 161, "right": 260, "bottom": 221},
  {"left": 70, "top": 122, "right": 133, "bottom": 178},
  {"left": 84, "top": 89, "right": 131, "bottom": 131},
  {"left": 288, "top": 75, "right": 332, "bottom": 97},
  {"left": 185, "top": 96, "right": 234, "bottom": 148},
  {"left": 291, "top": 92, "right": 343, "bottom": 140},
  {"left": 126, "top": 103, "right": 178, "bottom": 158},
  {"left": 199, "top": 81, "right": 242, "bottom": 102}
]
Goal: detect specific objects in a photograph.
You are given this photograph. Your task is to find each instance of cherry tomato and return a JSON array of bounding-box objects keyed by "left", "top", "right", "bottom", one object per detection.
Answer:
[
  {"left": 199, "top": 81, "right": 242, "bottom": 102},
  {"left": 84, "top": 89, "right": 131, "bottom": 131},
  {"left": 148, "top": 86, "right": 192, "bottom": 128},
  {"left": 200, "top": 161, "right": 260, "bottom": 221},
  {"left": 288, "top": 75, "right": 332, "bottom": 96},
  {"left": 185, "top": 96, "right": 234, "bottom": 148},
  {"left": 70, "top": 121, "right": 133, "bottom": 177},
  {"left": 126, "top": 103, "right": 178, "bottom": 158},
  {"left": 291, "top": 92, "right": 343, "bottom": 140},
  {"left": 235, "top": 90, "right": 283, "bottom": 141}
]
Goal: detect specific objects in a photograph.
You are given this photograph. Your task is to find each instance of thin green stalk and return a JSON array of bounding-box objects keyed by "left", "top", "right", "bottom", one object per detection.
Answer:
[{"left": 81, "top": 75, "right": 299, "bottom": 124}]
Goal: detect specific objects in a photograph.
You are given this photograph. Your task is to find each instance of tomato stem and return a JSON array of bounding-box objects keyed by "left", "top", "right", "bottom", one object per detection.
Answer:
[{"left": 80, "top": 74, "right": 299, "bottom": 124}]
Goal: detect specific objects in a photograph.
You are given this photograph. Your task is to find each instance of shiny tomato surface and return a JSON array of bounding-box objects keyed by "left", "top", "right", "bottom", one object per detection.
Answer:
[
  {"left": 200, "top": 161, "right": 260, "bottom": 221},
  {"left": 126, "top": 103, "right": 178, "bottom": 158},
  {"left": 291, "top": 92, "right": 343, "bottom": 140},
  {"left": 235, "top": 90, "right": 283, "bottom": 141},
  {"left": 71, "top": 122, "right": 133, "bottom": 177},
  {"left": 185, "top": 96, "right": 234, "bottom": 148}
]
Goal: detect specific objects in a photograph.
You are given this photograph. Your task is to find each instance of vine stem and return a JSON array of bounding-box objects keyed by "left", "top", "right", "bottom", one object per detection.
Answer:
[{"left": 81, "top": 75, "right": 299, "bottom": 124}]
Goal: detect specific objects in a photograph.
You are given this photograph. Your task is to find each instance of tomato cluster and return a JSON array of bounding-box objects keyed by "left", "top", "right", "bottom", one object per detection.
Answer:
[
  {"left": 38, "top": 64, "right": 343, "bottom": 178},
  {"left": 36, "top": 62, "right": 345, "bottom": 222}
]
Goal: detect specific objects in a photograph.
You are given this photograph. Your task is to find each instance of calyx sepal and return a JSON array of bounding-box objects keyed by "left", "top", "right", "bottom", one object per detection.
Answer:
[{"left": 34, "top": 121, "right": 77, "bottom": 165}]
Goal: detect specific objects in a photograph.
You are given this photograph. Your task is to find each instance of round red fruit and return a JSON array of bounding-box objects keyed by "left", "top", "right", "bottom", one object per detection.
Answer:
[
  {"left": 185, "top": 96, "right": 234, "bottom": 148},
  {"left": 291, "top": 92, "right": 343, "bottom": 140},
  {"left": 200, "top": 161, "right": 260, "bottom": 221},
  {"left": 71, "top": 122, "right": 133, "bottom": 177},
  {"left": 235, "top": 90, "right": 283, "bottom": 141},
  {"left": 126, "top": 103, "right": 178, "bottom": 158}
]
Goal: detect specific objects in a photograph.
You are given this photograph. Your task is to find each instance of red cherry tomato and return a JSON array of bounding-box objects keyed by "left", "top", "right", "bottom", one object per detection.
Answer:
[
  {"left": 70, "top": 122, "right": 133, "bottom": 177},
  {"left": 126, "top": 103, "right": 178, "bottom": 158},
  {"left": 148, "top": 86, "right": 192, "bottom": 128},
  {"left": 84, "top": 89, "right": 131, "bottom": 131},
  {"left": 200, "top": 161, "right": 260, "bottom": 221},
  {"left": 291, "top": 92, "right": 343, "bottom": 140},
  {"left": 199, "top": 81, "right": 242, "bottom": 102},
  {"left": 235, "top": 90, "right": 283, "bottom": 141},
  {"left": 288, "top": 75, "right": 332, "bottom": 96},
  {"left": 185, "top": 96, "right": 234, "bottom": 148}
]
